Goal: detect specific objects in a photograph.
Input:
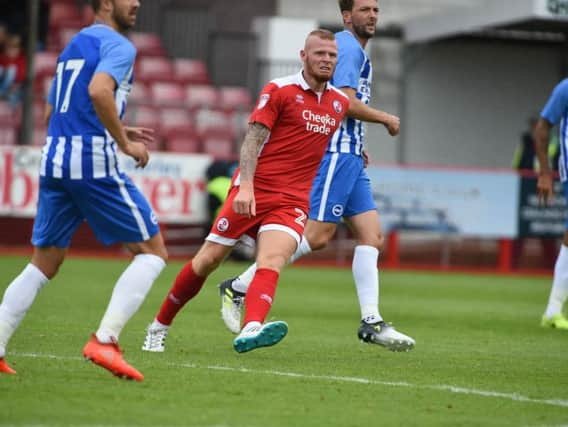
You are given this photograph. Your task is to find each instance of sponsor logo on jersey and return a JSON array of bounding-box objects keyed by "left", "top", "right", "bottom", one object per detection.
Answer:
[
  {"left": 296, "top": 94, "right": 305, "bottom": 104},
  {"left": 302, "top": 109, "right": 337, "bottom": 135},
  {"left": 216, "top": 217, "right": 230, "bottom": 232},
  {"left": 332, "top": 204, "right": 344, "bottom": 217},
  {"left": 150, "top": 211, "right": 158, "bottom": 225},
  {"left": 257, "top": 94, "right": 270, "bottom": 109},
  {"left": 333, "top": 100, "right": 343, "bottom": 114}
]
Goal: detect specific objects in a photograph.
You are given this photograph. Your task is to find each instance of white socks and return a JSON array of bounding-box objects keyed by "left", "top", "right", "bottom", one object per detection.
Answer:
[
  {"left": 545, "top": 244, "right": 568, "bottom": 318},
  {"left": 232, "top": 236, "right": 312, "bottom": 293},
  {"left": 352, "top": 245, "right": 382, "bottom": 323},
  {"left": 290, "top": 236, "right": 313, "bottom": 264},
  {"left": 96, "top": 254, "right": 165, "bottom": 343},
  {"left": 0, "top": 264, "right": 49, "bottom": 358}
]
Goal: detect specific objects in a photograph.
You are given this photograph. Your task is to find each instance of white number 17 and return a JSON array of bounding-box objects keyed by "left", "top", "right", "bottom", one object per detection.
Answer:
[{"left": 54, "top": 59, "right": 85, "bottom": 113}]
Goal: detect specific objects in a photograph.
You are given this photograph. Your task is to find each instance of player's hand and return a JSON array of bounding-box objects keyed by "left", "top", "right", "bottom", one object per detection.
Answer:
[
  {"left": 384, "top": 114, "right": 400, "bottom": 137},
  {"left": 125, "top": 126, "right": 155, "bottom": 146},
  {"left": 537, "top": 171, "right": 554, "bottom": 206},
  {"left": 233, "top": 185, "right": 256, "bottom": 217},
  {"left": 362, "top": 148, "right": 370, "bottom": 168},
  {"left": 123, "top": 141, "right": 149, "bottom": 168}
]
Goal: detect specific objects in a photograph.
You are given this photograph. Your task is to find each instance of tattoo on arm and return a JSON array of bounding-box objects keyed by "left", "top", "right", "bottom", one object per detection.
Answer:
[{"left": 239, "top": 122, "right": 270, "bottom": 183}]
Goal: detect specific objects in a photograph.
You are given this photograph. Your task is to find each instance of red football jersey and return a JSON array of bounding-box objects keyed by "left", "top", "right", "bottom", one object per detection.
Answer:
[{"left": 234, "top": 71, "right": 349, "bottom": 205}]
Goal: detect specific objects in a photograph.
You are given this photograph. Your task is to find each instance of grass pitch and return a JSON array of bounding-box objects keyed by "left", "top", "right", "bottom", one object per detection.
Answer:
[{"left": 0, "top": 255, "right": 567, "bottom": 426}]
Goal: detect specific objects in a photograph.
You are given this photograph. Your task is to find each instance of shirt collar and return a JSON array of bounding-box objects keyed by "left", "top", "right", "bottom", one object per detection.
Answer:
[{"left": 297, "top": 70, "right": 330, "bottom": 93}]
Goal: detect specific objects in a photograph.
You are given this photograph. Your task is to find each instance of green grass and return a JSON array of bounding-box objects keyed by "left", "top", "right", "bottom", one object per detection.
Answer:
[{"left": 0, "top": 255, "right": 567, "bottom": 426}]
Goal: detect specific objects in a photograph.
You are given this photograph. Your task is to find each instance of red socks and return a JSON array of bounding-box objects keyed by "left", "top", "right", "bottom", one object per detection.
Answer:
[
  {"left": 156, "top": 261, "right": 205, "bottom": 325},
  {"left": 243, "top": 268, "right": 279, "bottom": 325}
]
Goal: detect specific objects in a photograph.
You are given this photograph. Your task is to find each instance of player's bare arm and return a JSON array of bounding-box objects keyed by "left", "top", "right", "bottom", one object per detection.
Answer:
[
  {"left": 89, "top": 72, "right": 149, "bottom": 168},
  {"left": 233, "top": 122, "right": 270, "bottom": 217},
  {"left": 534, "top": 118, "right": 554, "bottom": 206},
  {"left": 340, "top": 87, "right": 400, "bottom": 136}
]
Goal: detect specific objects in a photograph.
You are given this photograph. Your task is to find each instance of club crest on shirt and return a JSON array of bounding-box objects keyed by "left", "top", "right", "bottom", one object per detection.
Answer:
[
  {"left": 150, "top": 211, "right": 158, "bottom": 225},
  {"left": 333, "top": 100, "right": 343, "bottom": 114},
  {"left": 216, "top": 217, "right": 230, "bottom": 232},
  {"left": 332, "top": 204, "right": 344, "bottom": 217},
  {"left": 257, "top": 94, "right": 270, "bottom": 109}
]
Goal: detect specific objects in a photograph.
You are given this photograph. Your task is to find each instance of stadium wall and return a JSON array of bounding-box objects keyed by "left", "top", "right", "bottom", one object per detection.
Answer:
[{"left": 397, "top": 38, "right": 562, "bottom": 168}]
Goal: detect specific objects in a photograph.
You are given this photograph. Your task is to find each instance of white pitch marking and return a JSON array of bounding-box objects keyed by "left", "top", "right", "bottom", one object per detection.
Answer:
[{"left": 11, "top": 352, "right": 568, "bottom": 409}]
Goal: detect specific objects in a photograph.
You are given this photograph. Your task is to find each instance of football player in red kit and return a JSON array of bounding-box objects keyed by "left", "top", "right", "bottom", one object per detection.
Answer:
[{"left": 142, "top": 29, "right": 349, "bottom": 354}]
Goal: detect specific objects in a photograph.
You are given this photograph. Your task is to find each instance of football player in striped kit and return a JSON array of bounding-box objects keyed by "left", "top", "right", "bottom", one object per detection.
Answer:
[
  {"left": 535, "top": 79, "right": 568, "bottom": 331},
  {"left": 0, "top": 0, "right": 167, "bottom": 381},
  {"left": 216, "top": 0, "right": 415, "bottom": 352}
]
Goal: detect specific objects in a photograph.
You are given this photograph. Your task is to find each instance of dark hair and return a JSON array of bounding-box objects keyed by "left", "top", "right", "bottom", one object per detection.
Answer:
[
  {"left": 338, "top": 0, "right": 354, "bottom": 12},
  {"left": 91, "top": 0, "right": 101, "bottom": 13},
  {"left": 308, "top": 29, "right": 336, "bottom": 41}
]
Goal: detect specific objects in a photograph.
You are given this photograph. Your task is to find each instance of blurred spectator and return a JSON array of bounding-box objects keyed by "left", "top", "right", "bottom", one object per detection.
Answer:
[
  {"left": 511, "top": 117, "right": 558, "bottom": 269},
  {"left": 512, "top": 117, "right": 560, "bottom": 171},
  {"left": 0, "top": 33, "right": 26, "bottom": 107}
]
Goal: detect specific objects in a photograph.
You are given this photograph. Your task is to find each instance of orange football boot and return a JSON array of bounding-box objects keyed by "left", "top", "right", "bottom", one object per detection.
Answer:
[
  {"left": 82, "top": 334, "right": 143, "bottom": 381},
  {"left": 0, "top": 358, "right": 16, "bottom": 375}
]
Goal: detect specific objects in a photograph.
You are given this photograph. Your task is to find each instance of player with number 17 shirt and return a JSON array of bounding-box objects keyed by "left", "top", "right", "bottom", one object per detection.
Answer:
[{"left": 0, "top": 0, "right": 168, "bottom": 381}]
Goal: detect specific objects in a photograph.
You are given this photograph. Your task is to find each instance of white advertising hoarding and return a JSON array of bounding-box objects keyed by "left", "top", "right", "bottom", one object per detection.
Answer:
[
  {"left": 0, "top": 146, "right": 212, "bottom": 224},
  {"left": 367, "top": 165, "right": 520, "bottom": 238}
]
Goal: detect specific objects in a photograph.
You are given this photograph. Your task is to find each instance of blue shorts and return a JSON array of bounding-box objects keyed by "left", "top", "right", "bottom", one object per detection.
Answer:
[
  {"left": 309, "top": 152, "right": 376, "bottom": 223},
  {"left": 32, "top": 174, "right": 160, "bottom": 247}
]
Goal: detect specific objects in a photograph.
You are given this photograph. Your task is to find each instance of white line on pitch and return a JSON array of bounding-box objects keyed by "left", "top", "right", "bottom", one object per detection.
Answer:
[{"left": 12, "top": 352, "right": 568, "bottom": 409}]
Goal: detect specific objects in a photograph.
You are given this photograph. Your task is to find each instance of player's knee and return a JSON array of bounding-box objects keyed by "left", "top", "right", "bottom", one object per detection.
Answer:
[
  {"left": 193, "top": 249, "right": 224, "bottom": 276},
  {"left": 357, "top": 231, "right": 385, "bottom": 252},
  {"left": 154, "top": 246, "right": 168, "bottom": 263},
  {"left": 308, "top": 235, "right": 328, "bottom": 251},
  {"left": 31, "top": 249, "right": 65, "bottom": 279},
  {"left": 257, "top": 256, "right": 287, "bottom": 273},
  {"left": 305, "top": 227, "right": 335, "bottom": 251}
]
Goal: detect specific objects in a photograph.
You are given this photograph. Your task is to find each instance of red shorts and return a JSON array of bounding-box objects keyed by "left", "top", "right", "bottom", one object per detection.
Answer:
[{"left": 206, "top": 186, "right": 308, "bottom": 247}]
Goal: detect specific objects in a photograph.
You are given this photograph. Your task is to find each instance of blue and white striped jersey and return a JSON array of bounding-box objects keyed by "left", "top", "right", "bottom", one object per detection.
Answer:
[
  {"left": 327, "top": 30, "right": 372, "bottom": 157},
  {"left": 541, "top": 78, "right": 568, "bottom": 182},
  {"left": 41, "top": 23, "right": 136, "bottom": 180}
]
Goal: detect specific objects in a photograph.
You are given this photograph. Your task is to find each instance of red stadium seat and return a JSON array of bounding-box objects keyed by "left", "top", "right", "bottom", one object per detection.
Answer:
[
  {"left": 150, "top": 82, "right": 185, "bottom": 107},
  {"left": 0, "top": 127, "right": 17, "bottom": 146},
  {"left": 128, "top": 81, "right": 151, "bottom": 106},
  {"left": 81, "top": 3, "right": 95, "bottom": 26},
  {"left": 185, "top": 84, "right": 219, "bottom": 109},
  {"left": 34, "top": 52, "right": 59, "bottom": 78},
  {"left": 163, "top": 130, "right": 201, "bottom": 153},
  {"left": 129, "top": 32, "right": 166, "bottom": 57},
  {"left": 14, "top": 102, "right": 46, "bottom": 128},
  {"left": 159, "top": 108, "right": 193, "bottom": 134},
  {"left": 136, "top": 57, "right": 174, "bottom": 83},
  {"left": 218, "top": 86, "right": 252, "bottom": 111},
  {"left": 124, "top": 105, "right": 161, "bottom": 130},
  {"left": 49, "top": 3, "right": 81, "bottom": 31},
  {"left": 201, "top": 131, "right": 236, "bottom": 159},
  {"left": 32, "top": 126, "right": 48, "bottom": 146},
  {"left": 0, "top": 101, "right": 14, "bottom": 125},
  {"left": 58, "top": 27, "right": 81, "bottom": 48},
  {"left": 194, "top": 108, "right": 235, "bottom": 136},
  {"left": 173, "top": 58, "right": 210, "bottom": 84}
]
